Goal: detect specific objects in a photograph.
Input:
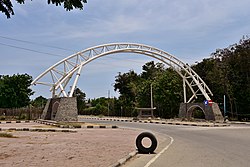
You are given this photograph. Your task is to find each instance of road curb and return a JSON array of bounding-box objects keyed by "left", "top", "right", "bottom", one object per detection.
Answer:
[
  {"left": 0, "top": 120, "right": 32, "bottom": 124},
  {"left": 0, "top": 127, "right": 76, "bottom": 133},
  {"left": 35, "top": 120, "right": 119, "bottom": 129},
  {"left": 109, "top": 151, "right": 137, "bottom": 167},
  {"left": 81, "top": 117, "right": 230, "bottom": 127}
]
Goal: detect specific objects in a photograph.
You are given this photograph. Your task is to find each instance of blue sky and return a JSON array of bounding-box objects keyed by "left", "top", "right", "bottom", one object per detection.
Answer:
[{"left": 1, "top": 0, "right": 250, "bottom": 99}]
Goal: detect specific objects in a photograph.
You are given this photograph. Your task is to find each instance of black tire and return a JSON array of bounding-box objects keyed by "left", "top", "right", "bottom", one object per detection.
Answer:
[{"left": 136, "top": 132, "right": 157, "bottom": 154}]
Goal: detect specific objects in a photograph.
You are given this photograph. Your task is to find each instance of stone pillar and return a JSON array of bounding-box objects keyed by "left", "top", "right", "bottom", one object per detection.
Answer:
[
  {"left": 54, "top": 97, "right": 78, "bottom": 122},
  {"left": 41, "top": 99, "right": 51, "bottom": 120},
  {"left": 179, "top": 102, "right": 224, "bottom": 122},
  {"left": 40, "top": 97, "right": 78, "bottom": 122},
  {"left": 211, "top": 103, "right": 224, "bottom": 122}
]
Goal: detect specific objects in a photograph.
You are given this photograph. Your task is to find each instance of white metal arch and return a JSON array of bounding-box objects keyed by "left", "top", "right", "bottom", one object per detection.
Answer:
[{"left": 31, "top": 43, "right": 213, "bottom": 103}]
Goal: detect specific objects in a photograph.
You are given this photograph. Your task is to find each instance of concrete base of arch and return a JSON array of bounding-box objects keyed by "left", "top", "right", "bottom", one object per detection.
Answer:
[
  {"left": 41, "top": 97, "right": 78, "bottom": 122},
  {"left": 179, "top": 102, "right": 224, "bottom": 122}
]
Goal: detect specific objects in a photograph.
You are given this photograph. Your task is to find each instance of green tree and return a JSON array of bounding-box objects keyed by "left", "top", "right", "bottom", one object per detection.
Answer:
[
  {"left": 191, "top": 58, "right": 225, "bottom": 103},
  {"left": 136, "top": 66, "right": 183, "bottom": 118},
  {"left": 31, "top": 96, "right": 47, "bottom": 108},
  {"left": 114, "top": 70, "right": 139, "bottom": 96},
  {"left": 1, "top": 0, "right": 87, "bottom": 18},
  {"left": 193, "top": 36, "right": 250, "bottom": 120},
  {"left": 114, "top": 70, "right": 139, "bottom": 116},
  {"left": 222, "top": 39, "right": 250, "bottom": 119},
  {"left": 153, "top": 68, "right": 183, "bottom": 118},
  {"left": 73, "top": 87, "right": 86, "bottom": 114},
  {"left": 136, "top": 79, "right": 152, "bottom": 108},
  {"left": 141, "top": 61, "right": 164, "bottom": 80},
  {"left": 113, "top": 61, "right": 183, "bottom": 118},
  {"left": 0, "top": 73, "right": 34, "bottom": 108},
  {"left": 86, "top": 97, "right": 109, "bottom": 116},
  {"left": 136, "top": 61, "right": 166, "bottom": 109}
]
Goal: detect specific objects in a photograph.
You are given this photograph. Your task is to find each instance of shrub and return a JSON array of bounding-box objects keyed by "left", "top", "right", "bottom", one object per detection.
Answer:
[
  {"left": 0, "top": 116, "right": 5, "bottom": 120},
  {"left": 0, "top": 132, "right": 17, "bottom": 138}
]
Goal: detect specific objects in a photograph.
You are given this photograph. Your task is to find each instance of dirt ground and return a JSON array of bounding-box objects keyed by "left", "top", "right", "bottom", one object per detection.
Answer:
[{"left": 0, "top": 123, "right": 143, "bottom": 167}]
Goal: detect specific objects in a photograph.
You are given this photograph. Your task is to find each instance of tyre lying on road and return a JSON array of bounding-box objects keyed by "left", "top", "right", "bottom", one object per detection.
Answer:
[{"left": 136, "top": 132, "right": 158, "bottom": 154}]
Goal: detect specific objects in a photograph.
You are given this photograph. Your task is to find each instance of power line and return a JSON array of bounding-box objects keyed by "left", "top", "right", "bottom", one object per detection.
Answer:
[
  {"left": 0, "top": 36, "right": 154, "bottom": 65},
  {"left": 0, "top": 35, "right": 75, "bottom": 52},
  {"left": 0, "top": 35, "right": 147, "bottom": 64},
  {"left": 0, "top": 35, "right": 198, "bottom": 67},
  {"left": 0, "top": 35, "right": 199, "bottom": 62},
  {"left": 0, "top": 42, "right": 146, "bottom": 68},
  {"left": 0, "top": 42, "right": 150, "bottom": 69},
  {"left": 0, "top": 42, "right": 63, "bottom": 57}
]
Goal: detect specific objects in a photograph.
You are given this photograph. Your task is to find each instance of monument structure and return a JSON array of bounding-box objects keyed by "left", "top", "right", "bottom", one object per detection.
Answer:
[{"left": 32, "top": 43, "right": 223, "bottom": 122}]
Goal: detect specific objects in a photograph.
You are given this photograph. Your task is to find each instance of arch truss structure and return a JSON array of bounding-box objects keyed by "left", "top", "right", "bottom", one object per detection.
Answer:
[{"left": 32, "top": 43, "right": 213, "bottom": 103}]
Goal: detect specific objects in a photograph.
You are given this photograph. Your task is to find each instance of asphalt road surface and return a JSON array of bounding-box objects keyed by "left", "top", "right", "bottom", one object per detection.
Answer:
[{"left": 79, "top": 118, "right": 250, "bottom": 167}]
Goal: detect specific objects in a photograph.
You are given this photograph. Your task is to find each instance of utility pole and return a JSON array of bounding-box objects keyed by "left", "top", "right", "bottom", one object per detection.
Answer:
[
  {"left": 121, "top": 106, "right": 123, "bottom": 117},
  {"left": 150, "top": 83, "right": 153, "bottom": 109},
  {"left": 150, "top": 82, "right": 156, "bottom": 118},
  {"left": 108, "top": 90, "right": 110, "bottom": 116},
  {"left": 224, "top": 95, "right": 226, "bottom": 117}
]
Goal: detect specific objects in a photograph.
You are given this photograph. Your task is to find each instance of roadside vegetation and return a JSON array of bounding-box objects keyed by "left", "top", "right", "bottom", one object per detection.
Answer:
[{"left": 56, "top": 122, "right": 85, "bottom": 128}]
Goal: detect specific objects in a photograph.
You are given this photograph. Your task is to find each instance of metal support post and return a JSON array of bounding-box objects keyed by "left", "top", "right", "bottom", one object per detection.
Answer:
[
  {"left": 150, "top": 83, "right": 153, "bottom": 109},
  {"left": 224, "top": 95, "right": 226, "bottom": 117},
  {"left": 108, "top": 90, "right": 110, "bottom": 116},
  {"left": 69, "top": 65, "right": 83, "bottom": 97},
  {"left": 183, "top": 78, "right": 187, "bottom": 103}
]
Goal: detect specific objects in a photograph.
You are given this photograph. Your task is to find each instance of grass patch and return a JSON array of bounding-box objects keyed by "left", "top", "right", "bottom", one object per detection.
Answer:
[
  {"left": 97, "top": 114, "right": 104, "bottom": 118},
  {"left": 0, "top": 132, "right": 17, "bottom": 138},
  {"left": 57, "top": 122, "right": 85, "bottom": 128},
  {"left": 32, "top": 125, "right": 55, "bottom": 128}
]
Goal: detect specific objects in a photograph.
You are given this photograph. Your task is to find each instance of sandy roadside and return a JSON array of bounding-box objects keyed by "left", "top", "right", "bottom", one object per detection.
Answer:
[{"left": 0, "top": 123, "right": 143, "bottom": 167}]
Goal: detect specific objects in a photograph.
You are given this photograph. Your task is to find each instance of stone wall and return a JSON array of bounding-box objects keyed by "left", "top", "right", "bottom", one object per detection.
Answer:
[
  {"left": 41, "top": 97, "right": 78, "bottom": 122},
  {"left": 0, "top": 108, "right": 42, "bottom": 120}
]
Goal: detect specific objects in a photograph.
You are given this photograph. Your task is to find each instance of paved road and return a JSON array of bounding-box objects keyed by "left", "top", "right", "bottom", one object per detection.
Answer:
[{"left": 79, "top": 118, "right": 250, "bottom": 167}]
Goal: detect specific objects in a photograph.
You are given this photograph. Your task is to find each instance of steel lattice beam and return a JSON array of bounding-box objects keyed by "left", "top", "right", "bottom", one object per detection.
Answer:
[{"left": 31, "top": 43, "right": 213, "bottom": 102}]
